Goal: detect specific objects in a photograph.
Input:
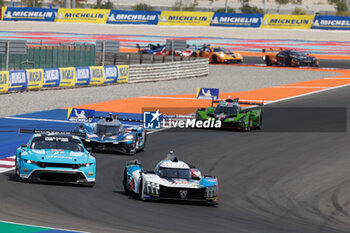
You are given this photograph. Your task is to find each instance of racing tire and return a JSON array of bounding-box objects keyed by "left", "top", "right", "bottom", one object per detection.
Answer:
[
  {"left": 212, "top": 55, "right": 218, "bottom": 64},
  {"left": 139, "top": 132, "right": 146, "bottom": 152},
  {"left": 15, "top": 159, "right": 23, "bottom": 181},
  {"left": 191, "top": 53, "right": 197, "bottom": 57},
  {"left": 257, "top": 114, "right": 263, "bottom": 130},
  {"left": 284, "top": 58, "right": 291, "bottom": 67},
  {"left": 15, "top": 159, "right": 20, "bottom": 180},
  {"left": 126, "top": 140, "right": 137, "bottom": 156},
  {"left": 244, "top": 116, "right": 253, "bottom": 132},
  {"left": 265, "top": 57, "right": 272, "bottom": 66},
  {"left": 123, "top": 169, "right": 132, "bottom": 195}
]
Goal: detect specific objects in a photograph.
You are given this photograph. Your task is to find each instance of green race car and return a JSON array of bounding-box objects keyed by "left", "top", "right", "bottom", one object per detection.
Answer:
[{"left": 195, "top": 98, "right": 263, "bottom": 131}]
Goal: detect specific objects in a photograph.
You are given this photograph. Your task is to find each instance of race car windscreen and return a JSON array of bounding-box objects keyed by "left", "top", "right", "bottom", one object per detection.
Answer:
[
  {"left": 214, "top": 104, "right": 239, "bottom": 115},
  {"left": 30, "top": 136, "right": 84, "bottom": 152},
  {"left": 158, "top": 168, "right": 191, "bottom": 179},
  {"left": 94, "top": 124, "right": 122, "bottom": 136},
  {"left": 290, "top": 51, "right": 306, "bottom": 57},
  {"left": 213, "top": 47, "right": 229, "bottom": 53}
]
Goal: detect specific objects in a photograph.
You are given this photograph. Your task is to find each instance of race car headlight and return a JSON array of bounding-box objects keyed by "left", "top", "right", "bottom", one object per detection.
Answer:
[
  {"left": 220, "top": 53, "right": 225, "bottom": 57},
  {"left": 125, "top": 135, "right": 134, "bottom": 140},
  {"left": 146, "top": 181, "right": 160, "bottom": 195},
  {"left": 206, "top": 185, "right": 217, "bottom": 198},
  {"left": 237, "top": 53, "right": 241, "bottom": 57},
  {"left": 25, "top": 160, "right": 40, "bottom": 165}
]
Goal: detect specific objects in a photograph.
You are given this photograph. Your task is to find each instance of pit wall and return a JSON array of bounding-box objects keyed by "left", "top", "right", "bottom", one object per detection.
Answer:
[{"left": 1, "top": 7, "right": 350, "bottom": 30}]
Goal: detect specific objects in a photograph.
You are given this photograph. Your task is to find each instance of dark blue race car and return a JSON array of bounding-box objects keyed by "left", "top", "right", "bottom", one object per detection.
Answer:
[{"left": 73, "top": 114, "right": 146, "bottom": 155}]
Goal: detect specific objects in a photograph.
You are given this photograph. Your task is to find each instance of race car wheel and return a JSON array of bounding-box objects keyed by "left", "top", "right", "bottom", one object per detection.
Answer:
[
  {"left": 191, "top": 53, "right": 197, "bottom": 57},
  {"left": 139, "top": 131, "right": 146, "bottom": 152},
  {"left": 244, "top": 117, "right": 252, "bottom": 132},
  {"left": 123, "top": 169, "right": 132, "bottom": 195},
  {"left": 126, "top": 140, "right": 137, "bottom": 155},
  {"left": 212, "top": 55, "right": 218, "bottom": 64},
  {"left": 265, "top": 57, "right": 272, "bottom": 66},
  {"left": 257, "top": 114, "right": 263, "bottom": 130},
  {"left": 284, "top": 58, "right": 291, "bottom": 67},
  {"left": 15, "top": 159, "right": 20, "bottom": 180}
]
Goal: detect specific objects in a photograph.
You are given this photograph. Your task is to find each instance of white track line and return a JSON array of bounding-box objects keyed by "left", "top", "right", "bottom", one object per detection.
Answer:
[{"left": 272, "top": 86, "right": 329, "bottom": 89}]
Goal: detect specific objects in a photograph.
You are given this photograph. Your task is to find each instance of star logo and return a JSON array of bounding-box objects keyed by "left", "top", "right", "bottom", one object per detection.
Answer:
[{"left": 143, "top": 110, "right": 162, "bottom": 129}]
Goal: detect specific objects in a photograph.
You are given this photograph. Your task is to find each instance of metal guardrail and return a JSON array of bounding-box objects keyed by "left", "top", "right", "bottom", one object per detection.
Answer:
[{"left": 128, "top": 58, "right": 209, "bottom": 83}]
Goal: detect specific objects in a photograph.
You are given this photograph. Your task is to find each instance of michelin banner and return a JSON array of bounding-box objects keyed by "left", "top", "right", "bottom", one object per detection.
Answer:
[
  {"left": 117, "top": 65, "right": 129, "bottom": 83},
  {"left": 104, "top": 66, "right": 118, "bottom": 83},
  {"left": 8, "top": 70, "right": 27, "bottom": 91},
  {"left": 26, "top": 69, "right": 43, "bottom": 90},
  {"left": 260, "top": 14, "right": 314, "bottom": 29},
  {"left": 43, "top": 68, "right": 60, "bottom": 87},
  {"left": 59, "top": 67, "right": 75, "bottom": 87},
  {"left": 1, "top": 7, "right": 57, "bottom": 21},
  {"left": 0, "top": 71, "right": 9, "bottom": 92},
  {"left": 107, "top": 10, "right": 160, "bottom": 25},
  {"left": 312, "top": 15, "right": 350, "bottom": 30},
  {"left": 75, "top": 67, "right": 91, "bottom": 86},
  {"left": 158, "top": 11, "right": 213, "bottom": 26},
  {"left": 210, "top": 13, "right": 263, "bottom": 27},
  {"left": 55, "top": 8, "right": 110, "bottom": 24},
  {"left": 89, "top": 66, "right": 104, "bottom": 85}
]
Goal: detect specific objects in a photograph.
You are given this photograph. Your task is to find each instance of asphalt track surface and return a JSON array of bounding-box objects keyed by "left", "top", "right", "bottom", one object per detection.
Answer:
[
  {"left": 244, "top": 56, "right": 350, "bottom": 69},
  {"left": 2, "top": 78, "right": 350, "bottom": 233}
]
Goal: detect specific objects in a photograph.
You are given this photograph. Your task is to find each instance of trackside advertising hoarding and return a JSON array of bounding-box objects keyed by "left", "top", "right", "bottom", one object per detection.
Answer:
[
  {"left": 43, "top": 68, "right": 60, "bottom": 87},
  {"left": 55, "top": 8, "right": 110, "bottom": 24},
  {"left": 75, "top": 66, "right": 91, "bottom": 86},
  {"left": 1, "top": 7, "right": 57, "bottom": 21},
  {"left": 210, "top": 13, "right": 263, "bottom": 27},
  {"left": 8, "top": 70, "right": 27, "bottom": 91},
  {"left": 0, "top": 71, "right": 9, "bottom": 92},
  {"left": 26, "top": 69, "right": 44, "bottom": 89},
  {"left": 59, "top": 67, "right": 75, "bottom": 87},
  {"left": 312, "top": 15, "right": 350, "bottom": 30},
  {"left": 107, "top": 10, "right": 161, "bottom": 25},
  {"left": 158, "top": 11, "right": 214, "bottom": 26},
  {"left": 260, "top": 14, "right": 314, "bottom": 29}
]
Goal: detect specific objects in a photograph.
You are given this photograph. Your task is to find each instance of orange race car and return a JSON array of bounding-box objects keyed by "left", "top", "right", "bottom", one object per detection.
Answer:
[
  {"left": 193, "top": 45, "right": 243, "bottom": 64},
  {"left": 262, "top": 48, "right": 319, "bottom": 67}
]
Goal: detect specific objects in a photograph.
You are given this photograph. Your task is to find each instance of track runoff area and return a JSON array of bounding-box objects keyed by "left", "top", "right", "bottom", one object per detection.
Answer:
[{"left": 0, "top": 32, "right": 350, "bottom": 232}]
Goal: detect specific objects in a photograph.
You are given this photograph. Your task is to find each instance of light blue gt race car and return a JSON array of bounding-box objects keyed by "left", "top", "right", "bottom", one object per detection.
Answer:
[{"left": 16, "top": 129, "right": 96, "bottom": 187}]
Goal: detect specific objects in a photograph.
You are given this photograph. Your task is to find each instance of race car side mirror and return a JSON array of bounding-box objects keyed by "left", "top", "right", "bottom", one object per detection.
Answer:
[
  {"left": 21, "top": 144, "right": 28, "bottom": 148},
  {"left": 86, "top": 147, "right": 93, "bottom": 153}
]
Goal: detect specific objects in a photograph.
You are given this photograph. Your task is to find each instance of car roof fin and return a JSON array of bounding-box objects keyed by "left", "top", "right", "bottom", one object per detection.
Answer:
[{"left": 165, "top": 151, "right": 178, "bottom": 162}]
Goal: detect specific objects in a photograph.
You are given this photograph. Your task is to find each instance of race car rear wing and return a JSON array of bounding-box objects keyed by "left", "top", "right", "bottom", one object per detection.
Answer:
[
  {"left": 18, "top": 129, "right": 86, "bottom": 138},
  {"left": 211, "top": 98, "right": 264, "bottom": 107},
  {"left": 88, "top": 113, "right": 143, "bottom": 123},
  {"left": 262, "top": 48, "right": 284, "bottom": 53}
]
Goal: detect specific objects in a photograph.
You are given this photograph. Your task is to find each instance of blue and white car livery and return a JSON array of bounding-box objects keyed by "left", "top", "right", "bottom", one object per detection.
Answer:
[
  {"left": 73, "top": 114, "right": 146, "bottom": 155},
  {"left": 16, "top": 129, "right": 96, "bottom": 186},
  {"left": 123, "top": 152, "right": 218, "bottom": 205}
]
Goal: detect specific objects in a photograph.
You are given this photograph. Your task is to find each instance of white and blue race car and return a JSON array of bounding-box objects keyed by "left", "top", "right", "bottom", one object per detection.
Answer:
[
  {"left": 73, "top": 114, "right": 146, "bottom": 155},
  {"left": 16, "top": 129, "right": 96, "bottom": 186},
  {"left": 123, "top": 152, "right": 219, "bottom": 205}
]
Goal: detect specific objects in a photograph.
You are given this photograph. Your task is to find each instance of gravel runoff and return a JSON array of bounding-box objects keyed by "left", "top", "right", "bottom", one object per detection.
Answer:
[
  {"left": 0, "top": 66, "right": 339, "bottom": 117},
  {"left": 0, "top": 21, "right": 350, "bottom": 42}
]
